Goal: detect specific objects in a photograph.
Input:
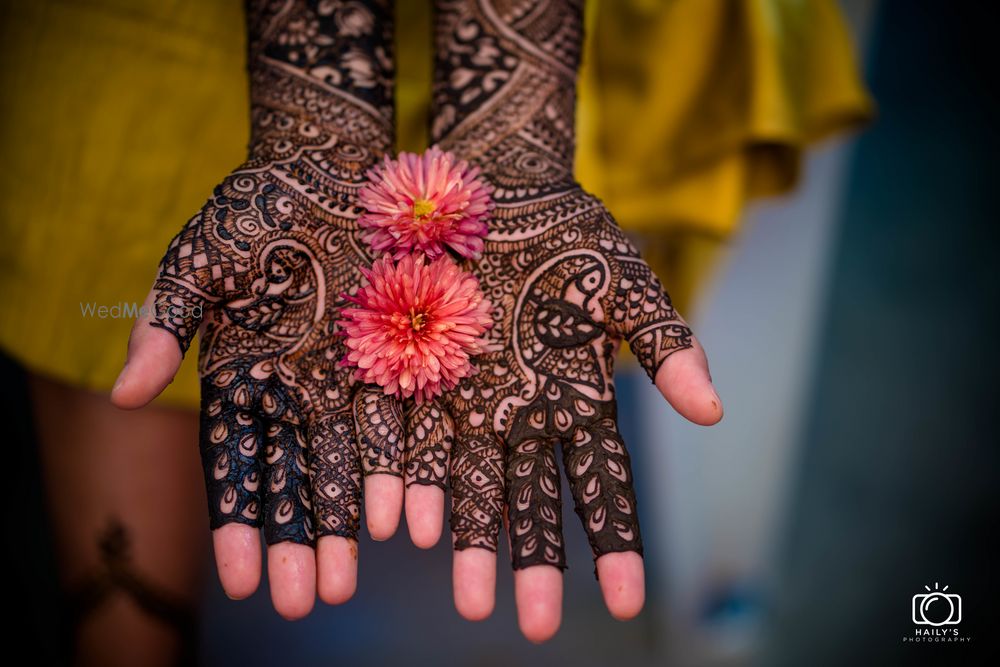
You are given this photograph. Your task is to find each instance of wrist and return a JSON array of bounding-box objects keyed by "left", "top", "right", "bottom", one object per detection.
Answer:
[{"left": 244, "top": 64, "right": 392, "bottom": 173}]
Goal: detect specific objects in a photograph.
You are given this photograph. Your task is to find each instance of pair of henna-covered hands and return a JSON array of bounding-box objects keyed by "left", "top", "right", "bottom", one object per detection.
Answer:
[{"left": 113, "top": 0, "right": 721, "bottom": 638}]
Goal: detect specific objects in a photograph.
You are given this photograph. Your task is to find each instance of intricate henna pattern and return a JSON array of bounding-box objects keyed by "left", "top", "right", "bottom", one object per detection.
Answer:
[
  {"left": 355, "top": 391, "right": 405, "bottom": 476},
  {"left": 149, "top": 0, "right": 400, "bottom": 545},
  {"left": 404, "top": 402, "right": 455, "bottom": 487},
  {"left": 407, "top": 0, "right": 693, "bottom": 570}
]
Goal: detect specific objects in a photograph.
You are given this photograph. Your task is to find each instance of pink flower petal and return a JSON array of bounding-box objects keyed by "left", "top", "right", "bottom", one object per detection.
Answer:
[
  {"left": 358, "top": 147, "right": 493, "bottom": 260},
  {"left": 336, "top": 254, "right": 493, "bottom": 401}
]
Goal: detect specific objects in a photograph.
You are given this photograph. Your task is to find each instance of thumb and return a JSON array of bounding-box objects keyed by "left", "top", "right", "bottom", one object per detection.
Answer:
[
  {"left": 111, "top": 284, "right": 205, "bottom": 409},
  {"left": 654, "top": 336, "right": 723, "bottom": 426},
  {"left": 611, "top": 258, "right": 722, "bottom": 425}
]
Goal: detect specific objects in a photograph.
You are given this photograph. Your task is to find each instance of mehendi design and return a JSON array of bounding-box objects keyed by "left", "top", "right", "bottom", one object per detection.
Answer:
[
  {"left": 354, "top": 390, "right": 405, "bottom": 476},
  {"left": 148, "top": 0, "right": 398, "bottom": 545},
  {"left": 407, "top": 0, "right": 693, "bottom": 570},
  {"left": 404, "top": 402, "right": 454, "bottom": 488}
]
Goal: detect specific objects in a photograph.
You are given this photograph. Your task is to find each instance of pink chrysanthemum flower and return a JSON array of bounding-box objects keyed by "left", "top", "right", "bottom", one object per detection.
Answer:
[
  {"left": 358, "top": 147, "right": 492, "bottom": 260},
  {"left": 338, "top": 254, "right": 493, "bottom": 402}
]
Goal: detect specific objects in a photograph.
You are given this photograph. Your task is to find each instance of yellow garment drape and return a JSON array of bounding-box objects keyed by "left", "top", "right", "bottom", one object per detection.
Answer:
[{"left": 575, "top": 0, "right": 872, "bottom": 311}]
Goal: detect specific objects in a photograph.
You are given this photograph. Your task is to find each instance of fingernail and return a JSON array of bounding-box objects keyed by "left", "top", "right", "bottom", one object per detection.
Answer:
[
  {"left": 112, "top": 365, "right": 127, "bottom": 393},
  {"left": 710, "top": 386, "right": 723, "bottom": 412}
]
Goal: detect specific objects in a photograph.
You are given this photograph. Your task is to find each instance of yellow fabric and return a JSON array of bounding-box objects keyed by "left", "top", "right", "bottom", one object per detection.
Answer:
[
  {"left": 396, "top": 0, "right": 433, "bottom": 154},
  {"left": 0, "top": 0, "right": 248, "bottom": 406},
  {"left": 0, "top": 0, "right": 871, "bottom": 409},
  {"left": 576, "top": 0, "right": 873, "bottom": 311}
]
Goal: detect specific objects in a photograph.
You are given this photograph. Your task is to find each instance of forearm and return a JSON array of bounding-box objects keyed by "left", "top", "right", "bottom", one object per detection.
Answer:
[
  {"left": 430, "top": 0, "right": 582, "bottom": 186},
  {"left": 244, "top": 0, "right": 395, "bottom": 164}
]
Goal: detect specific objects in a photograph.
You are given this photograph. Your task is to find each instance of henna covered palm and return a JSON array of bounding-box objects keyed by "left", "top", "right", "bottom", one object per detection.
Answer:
[
  {"left": 115, "top": 0, "right": 401, "bottom": 612},
  {"left": 405, "top": 0, "right": 720, "bottom": 630}
]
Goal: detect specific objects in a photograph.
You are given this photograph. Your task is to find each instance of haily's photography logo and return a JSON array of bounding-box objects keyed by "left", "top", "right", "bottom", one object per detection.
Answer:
[
  {"left": 903, "top": 583, "right": 972, "bottom": 643},
  {"left": 913, "top": 583, "right": 961, "bottom": 626}
]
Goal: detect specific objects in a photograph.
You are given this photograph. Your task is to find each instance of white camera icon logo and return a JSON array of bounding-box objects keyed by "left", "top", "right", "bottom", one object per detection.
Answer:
[{"left": 912, "top": 583, "right": 961, "bottom": 626}]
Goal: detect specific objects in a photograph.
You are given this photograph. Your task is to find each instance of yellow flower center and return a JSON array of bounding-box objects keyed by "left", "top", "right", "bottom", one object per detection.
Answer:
[
  {"left": 412, "top": 198, "right": 437, "bottom": 219},
  {"left": 409, "top": 307, "right": 426, "bottom": 331}
]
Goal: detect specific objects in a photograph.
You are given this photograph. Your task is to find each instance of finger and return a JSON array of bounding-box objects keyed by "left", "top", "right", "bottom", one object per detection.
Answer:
[
  {"left": 309, "top": 413, "right": 363, "bottom": 605},
  {"left": 110, "top": 290, "right": 187, "bottom": 409},
  {"left": 514, "top": 565, "right": 563, "bottom": 643},
  {"left": 595, "top": 551, "right": 645, "bottom": 620},
  {"left": 405, "top": 401, "right": 454, "bottom": 487},
  {"left": 506, "top": 438, "right": 566, "bottom": 570},
  {"left": 198, "top": 370, "right": 265, "bottom": 535},
  {"left": 260, "top": 408, "right": 314, "bottom": 546},
  {"left": 655, "top": 337, "right": 723, "bottom": 426},
  {"left": 309, "top": 414, "right": 362, "bottom": 542},
  {"left": 212, "top": 524, "right": 262, "bottom": 600},
  {"left": 563, "top": 415, "right": 643, "bottom": 564},
  {"left": 453, "top": 548, "right": 497, "bottom": 621},
  {"left": 405, "top": 484, "right": 445, "bottom": 549},
  {"left": 354, "top": 388, "right": 404, "bottom": 540},
  {"left": 404, "top": 402, "right": 454, "bottom": 548},
  {"left": 316, "top": 536, "right": 358, "bottom": 605},
  {"left": 266, "top": 542, "right": 316, "bottom": 620},
  {"left": 365, "top": 474, "right": 403, "bottom": 540},
  {"left": 608, "top": 254, "right": 720, "bottom": 418},
  {"left": 113, "top": 216, "right": 216, "bottom": 408},
  {"left": 449, "top": 432, "right": 504, "bottom": 551},
  {"left": 450, "top": 430, "right": 505, "bottom": 620},
  {"left": 258, "top": 396, "right": 316, "bottom": 618}
]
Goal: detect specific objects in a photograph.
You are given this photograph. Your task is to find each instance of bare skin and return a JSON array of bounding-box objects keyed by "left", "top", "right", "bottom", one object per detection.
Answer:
[{"left": 32, "top": 374, "right": 205, "bottom": 665}]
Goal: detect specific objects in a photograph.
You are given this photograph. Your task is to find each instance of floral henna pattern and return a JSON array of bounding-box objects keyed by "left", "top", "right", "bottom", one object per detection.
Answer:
[
  {"left": 355, "top": 391, "right": 405, "bottom": 476},
  {"left": 406, "top": 0, "right": 693, "bottom": 570},
  {"left": 148, "top": 0, "right": 400, "bottom": 546},
  {"left": 404, "top": 402, "right": 454, "bottom": 487}
]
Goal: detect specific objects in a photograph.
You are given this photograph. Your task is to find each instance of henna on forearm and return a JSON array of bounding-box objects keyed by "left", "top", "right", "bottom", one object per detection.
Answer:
[
  {"left": 407, "top": 0, "right": 693, "bottom": 570},
  {"left": 147, "top": 0, "right": 399, "bottom": 546}
]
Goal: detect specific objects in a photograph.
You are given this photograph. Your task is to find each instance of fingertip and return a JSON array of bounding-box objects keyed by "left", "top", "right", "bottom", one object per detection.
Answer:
[
  {"left": 655, "top": 342, "right": 723, "bottom": 426},
  {"left": 267, "top": 542, "right": 316, "bottom": 620},
  {"left": 316, "top": 536, "right": 358, "bottom": 605},
  {"left": 405, "top": 484, "right": 444, "bottom": 549},
  {"left": 364, "top": 474, "right": 403, "bottom": 541},
  {"left": 213, "top": 524, "right": 262, "bottom": 600},
  {"left": 514, "top": 566, "right": 563, "bottom": 643},
  {"left": 453, "top": 548, "right": 496, "bottom": 621},
  {"left": 596, "top": 551, "right": 645, "bottom": 620}
]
